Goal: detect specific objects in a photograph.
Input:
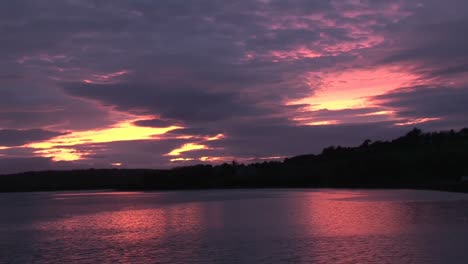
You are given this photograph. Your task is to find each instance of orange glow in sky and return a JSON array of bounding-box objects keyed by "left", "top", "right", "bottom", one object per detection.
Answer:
[
  {"left": 34, "top": 148, "right": 88, "bottom": 161},
  {"left": 359, "top": 110, "right": 396, "bottom": 116},
  {"left": 166, "top": 134, "right": 225, "bottom": 160},
  {"left": 28, "top": 120, "right": 180, "bottom": 149},
  {"left": 306, "top": 120, "right": 340, "bottom": 126},
  {"left": 199, "top": 156, "right": 223, "bottom": 162},
  {"left": 167, "top": 155, "right": 286, "bottom": 164},
  {"left": 167, "top": 143, "right": 209, "bottom": 156},
  {"left": 170, "top": 157, "right": 195, "bottom": 162},
  {"left": 395, "top": 117, "right": 441, "bottom": 126},
  {"left": 206, "top": 133, "right": 225, "bottom": 141},
  {"left": 26, "top": 118, "right": 181, "bottom": 161}
]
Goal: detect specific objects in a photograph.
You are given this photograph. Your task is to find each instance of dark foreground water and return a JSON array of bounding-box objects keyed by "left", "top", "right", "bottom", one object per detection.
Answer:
[{"left": 1, "top": 189, "right": 468, "bottom": 263}]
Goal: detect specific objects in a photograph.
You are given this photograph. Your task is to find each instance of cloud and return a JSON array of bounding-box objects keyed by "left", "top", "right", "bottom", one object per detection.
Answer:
[
  {"left": 0, "top": 129, "right": 65, "bottom": 147},
  {"left": 63, "top": 82, "right": 268, "bottom": 123},
  {"left": 1, "top": 0, "right": 468, "bottom": 172},
  {"left": 372, "top": 85, "right": 468, "bottom": 128},
  {"left": 374, "top": 2, "right": 468, "bottom": 83},
  {"left": 168, "top": 127, "right": 224, "bottom": 137},
  {"left": 133, "top": 119, "right": 179, "bottom": 128},
  {"left": 65, "top": 138, "right": 194, "bottom": 169}
]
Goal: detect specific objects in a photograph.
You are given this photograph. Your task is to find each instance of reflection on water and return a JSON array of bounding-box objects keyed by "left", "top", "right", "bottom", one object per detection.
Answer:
[
  {"left": 53, "top": 191, "right": 145, "bottom": 196},
  {"left": 299, "top": 191, "right": 406, "bottom": 236},
  {"left": 1, "top": 189, "right": 468, "bottom": 263}
]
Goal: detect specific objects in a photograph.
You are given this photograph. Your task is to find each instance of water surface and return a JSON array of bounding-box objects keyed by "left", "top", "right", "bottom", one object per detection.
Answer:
[{"left": 1, "top": 189, "right": 468, "bottom": 263}]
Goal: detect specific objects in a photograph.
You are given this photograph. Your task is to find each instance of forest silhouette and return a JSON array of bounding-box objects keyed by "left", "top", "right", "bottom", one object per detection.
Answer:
[{"left": 1, "top": 127, "right": 468, "bottom": 192}]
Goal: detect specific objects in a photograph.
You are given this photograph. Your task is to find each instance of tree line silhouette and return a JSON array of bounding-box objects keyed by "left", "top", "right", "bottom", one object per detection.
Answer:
[{"left": 1, "top": 127, "right": 468, "bottom": 192}]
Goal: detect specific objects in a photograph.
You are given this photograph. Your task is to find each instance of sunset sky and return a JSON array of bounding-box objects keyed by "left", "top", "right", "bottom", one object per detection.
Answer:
[{"left": 1, "top": 0, "right": 468, "bottom": 173}]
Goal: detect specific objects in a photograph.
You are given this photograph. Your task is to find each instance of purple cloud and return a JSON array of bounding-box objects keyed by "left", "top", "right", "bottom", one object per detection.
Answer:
[{"left": 1, "top": 0, "right": 468, "bottom": 173}]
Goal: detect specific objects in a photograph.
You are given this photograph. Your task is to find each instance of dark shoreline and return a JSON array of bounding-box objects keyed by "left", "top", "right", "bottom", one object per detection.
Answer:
[
  {"left": 2, "top": 127, "right": 468, "bottom": 194},
  {"left": 1, "top": 185, "right": 468, "bottom": 194}
]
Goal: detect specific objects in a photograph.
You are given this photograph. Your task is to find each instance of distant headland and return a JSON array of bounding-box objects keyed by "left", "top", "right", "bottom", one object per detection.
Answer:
[{"left": 1, "top": 127, "right": 468, "bottom": 193}]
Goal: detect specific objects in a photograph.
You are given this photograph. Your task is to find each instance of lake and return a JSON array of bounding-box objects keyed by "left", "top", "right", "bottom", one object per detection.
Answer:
[{"left": 1, "top": 189, "right": 468, "bottom": 263}]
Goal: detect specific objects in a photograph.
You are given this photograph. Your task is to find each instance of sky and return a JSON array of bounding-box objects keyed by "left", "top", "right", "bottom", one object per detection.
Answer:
[{"left": 1, "top": 0, "right": 468, "bottom": 174}]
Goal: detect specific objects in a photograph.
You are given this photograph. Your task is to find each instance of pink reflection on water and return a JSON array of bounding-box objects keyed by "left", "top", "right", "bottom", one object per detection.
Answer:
[
  {"left": 295, "top": 191, "right": 407, "bottom": 237},
  {"left": 51, "top": 191, "right": 145, "bottom": 200},
  {"left": 13, "top": 190, "right": 466, "bottom": 263},
  {"left": 53, "top": 192, "right": 144, "bottom": 197},
  {"left": 36, "top": 202, "right": 205, "bottom": 243}
]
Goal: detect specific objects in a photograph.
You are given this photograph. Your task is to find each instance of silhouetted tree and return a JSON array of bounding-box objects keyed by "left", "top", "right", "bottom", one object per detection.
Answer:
[{"left": 2, "top": 127, "right": 468, "bottom": 192}]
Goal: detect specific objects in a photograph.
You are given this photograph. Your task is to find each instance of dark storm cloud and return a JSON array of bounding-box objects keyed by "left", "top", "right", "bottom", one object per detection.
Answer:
[
  {"left": 381, "top": 20, "right": 468, "bottom": 68},
  {"left": 0, "top": 0, "right": 393, "bottom": 131},
  {"left": 168, "top": 127, "right": 224, "bottom": 137},
  {"left": 1, "top": 0, "right": 468, "bottom": 173},
  {"left": 0, "top": 97, "right": 117, "bottom": 131},
  {"left": 291, "top": 107, "right": 396, "bottom": 124},
  {"left": 64, "top": 82, "right": 270, "bottom": 122},
  {"left": 374, "top": 85, "right": 468, "bottom": 123},
  {"left": 0, "top": 129, "right": 65, "bottom": 147},
  {"left": 374, "top": 0, "right": 468, "bottom": 81},
  {"left": 133, "top": 119, "right": 179, "bottom": 128},
  {"left": 245, "top": 28, "right": 321, "bottom": 51}
]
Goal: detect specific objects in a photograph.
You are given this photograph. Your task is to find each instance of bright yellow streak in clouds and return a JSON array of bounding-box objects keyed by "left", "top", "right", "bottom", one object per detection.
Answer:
[
  {"left": 200, "top": 156, "right": 286, "bottom": 163},
  {"left": 199, "top": 156, "right": 224, "bottom": 162},
  {"left": 206, "top": 133, "right": 225, "bottom": 141},
  {"left": 360, "top": 110, "right": 395, "bottom": 116},
  {"left": 167, "top": 143, "right": 208, "bottom": 156},
  {"left": 395, "top": 117, "right": 440, "bottom": 126},
  {"left": 29, "top": 121, "right": 181, "bottom": 149},
  {"left": 35, "top": 148, "right": 87, "bottom": 161},
  {"left": 27, "top": 118, "right": 181, "bottom": 161},
  {"left": 311, "top": 98, "right": 364, "bottom": 110},
  {"left": 167, "top": 134, "right": 226, "bottom": 157},
  {"left": 170, "top": 157, "right": 195, "bottom": 162},
  {"left": 171, "top": 155, "right": 287, "bottom": 164},
  {"left": 306, "top": 120, "right": 339, "bottom": 126},
  {"left": 111, "top": 162, "right": 122, "bottom": 166}
]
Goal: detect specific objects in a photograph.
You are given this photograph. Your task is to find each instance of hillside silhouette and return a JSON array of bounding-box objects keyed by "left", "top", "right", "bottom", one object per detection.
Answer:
[{"left": 1, "top": 127, "right": 468, "bottom": 192}]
